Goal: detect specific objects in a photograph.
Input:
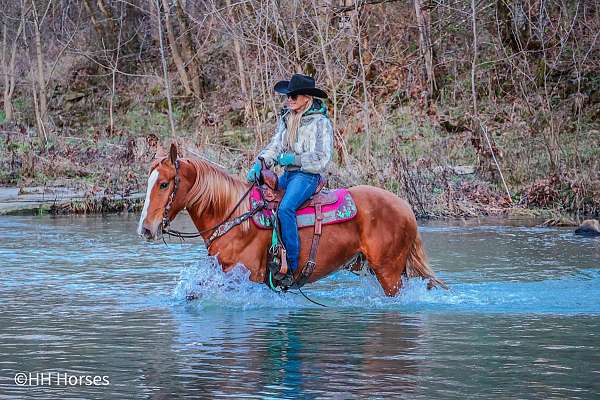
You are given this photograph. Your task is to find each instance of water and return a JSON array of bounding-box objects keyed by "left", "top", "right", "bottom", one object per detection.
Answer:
[{"left": 1, "top": 214, "right": 599, "bottom": 399}]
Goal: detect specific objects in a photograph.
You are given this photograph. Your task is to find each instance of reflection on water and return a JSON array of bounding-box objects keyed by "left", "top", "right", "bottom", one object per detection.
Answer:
[
  {"left": 0, "top": 214, "right": 599, "bottom": 399},
  {"left": 170, "top": 309, "right": 423, "bottom": 398}
]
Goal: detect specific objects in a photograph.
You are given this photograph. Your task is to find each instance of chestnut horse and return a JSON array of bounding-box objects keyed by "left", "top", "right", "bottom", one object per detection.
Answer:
[{"left": 137, "top": 144, "right": 446, "bottom": 296}]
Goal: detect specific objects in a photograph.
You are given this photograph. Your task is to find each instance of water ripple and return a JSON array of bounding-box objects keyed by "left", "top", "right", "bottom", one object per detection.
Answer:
[{"left": 1, "top": 215, "right": 599, "bottom": 399}]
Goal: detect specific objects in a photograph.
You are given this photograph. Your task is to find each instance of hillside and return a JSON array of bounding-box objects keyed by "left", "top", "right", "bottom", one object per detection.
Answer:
[{"left": 1, "top": 0, "right": 598, "bottom": 217}]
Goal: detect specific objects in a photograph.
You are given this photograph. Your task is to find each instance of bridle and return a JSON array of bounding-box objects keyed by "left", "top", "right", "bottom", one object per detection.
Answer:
[
  {"left": 161, "top": 159, "right": 181, "bottom": 233},
  {"left": 159, "top": 159, "right": 265, "bottom": 248}
]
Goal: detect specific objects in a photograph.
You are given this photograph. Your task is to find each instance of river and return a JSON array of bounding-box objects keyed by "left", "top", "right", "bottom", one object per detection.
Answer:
[{"left": 1, "top": 214, "right": 599, "bottom": 399}]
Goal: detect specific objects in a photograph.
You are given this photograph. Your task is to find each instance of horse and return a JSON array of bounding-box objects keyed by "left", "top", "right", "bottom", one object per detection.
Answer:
[{"left": 137, "top": 143, "right": 447, "bottom": 296}]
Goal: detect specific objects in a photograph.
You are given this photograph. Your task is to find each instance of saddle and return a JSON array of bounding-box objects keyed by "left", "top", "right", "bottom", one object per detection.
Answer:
[
  {"left": 258, "top": 165, "right": 329, "bottom": 290},
  {"left": 259, "top": 167, "right": 335, "bottom": 207}
]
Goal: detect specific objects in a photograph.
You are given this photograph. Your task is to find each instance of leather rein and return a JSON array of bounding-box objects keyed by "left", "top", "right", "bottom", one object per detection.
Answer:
[{"left": 160, "top": 160, "right": 264, "bottom": 248}]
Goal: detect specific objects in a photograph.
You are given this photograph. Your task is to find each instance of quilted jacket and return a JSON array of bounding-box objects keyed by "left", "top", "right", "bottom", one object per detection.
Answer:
[{"left": 259, "top": 99, "right": 333, "bottom": 174}]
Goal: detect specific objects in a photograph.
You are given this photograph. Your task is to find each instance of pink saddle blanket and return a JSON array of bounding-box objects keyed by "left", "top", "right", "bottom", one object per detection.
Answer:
[{"left": 249, "top": 187, "right": 357, "bottom": 229}]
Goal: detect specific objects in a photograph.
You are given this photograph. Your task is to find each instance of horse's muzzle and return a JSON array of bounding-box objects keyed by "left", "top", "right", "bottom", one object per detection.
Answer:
[
  {"left": 138, "top": 222, "right": 161, "bottom": 241},
  {"left": 140, "top": 226, "right": 154, "bottom": 240}
]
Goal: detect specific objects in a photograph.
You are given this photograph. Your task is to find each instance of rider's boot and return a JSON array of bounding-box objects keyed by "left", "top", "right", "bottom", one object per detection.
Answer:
[
  {"left": 279, "top": 269, "right": 295, "bottom": 288},
  {"left": 279, "top": 253, "right": 298, "bottom": 288}
]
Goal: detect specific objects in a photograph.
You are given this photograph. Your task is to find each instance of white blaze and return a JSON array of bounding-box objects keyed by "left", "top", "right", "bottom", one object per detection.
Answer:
[{"left": 137, "top": 169, "right": 159, "bottom": 235}]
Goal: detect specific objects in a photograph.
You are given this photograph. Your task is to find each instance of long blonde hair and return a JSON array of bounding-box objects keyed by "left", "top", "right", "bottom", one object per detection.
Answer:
[{"left": 284, "top": 96, "right": 313, "bottom": 150}]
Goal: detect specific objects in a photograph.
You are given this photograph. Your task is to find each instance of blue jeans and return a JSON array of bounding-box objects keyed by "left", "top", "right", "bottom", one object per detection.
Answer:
[{"left": 277, "top": 170, "right": 320, "bottom": 272}]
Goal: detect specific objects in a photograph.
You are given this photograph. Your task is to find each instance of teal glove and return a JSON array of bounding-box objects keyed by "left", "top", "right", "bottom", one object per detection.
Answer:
[
  {"left": 277, "top": 152, "right": 298, "bottom": 166},
  {"left": 246, "top": 161, "right": 261, "bottom": 182}
]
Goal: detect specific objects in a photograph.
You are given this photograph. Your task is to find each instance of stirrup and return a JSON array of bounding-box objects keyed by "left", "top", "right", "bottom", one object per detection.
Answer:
[
  {"left": 291, "top": 260, "right": 316, "bottom": 290},
  {"left": 278, "top": 269, "right": 295, "bottom": 289},
  {"left": 304, "top": 260, "right": 316, "bottom": 275}
]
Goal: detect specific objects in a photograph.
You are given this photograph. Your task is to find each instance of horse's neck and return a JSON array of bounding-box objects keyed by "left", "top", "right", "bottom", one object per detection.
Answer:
[
  {"left": 182, "top": 159, "right": 205, "bottom": 209},
  {"left": 182, "top": 158, "right": 250, "bottom": 234}
]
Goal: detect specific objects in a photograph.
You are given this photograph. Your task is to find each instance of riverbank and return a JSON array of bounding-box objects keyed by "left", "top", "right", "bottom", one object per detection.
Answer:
[
  {"left": 0, "top": 186, "right": 143, "bottom": 216},
  {"left": 0, "top": 180, "right": 586, "bottom": 227},
  {"left": 3, "top": 116, "right": 599, "bottom": 222},
  {"left": 1, "top": 122, "right": 597, "bottom": 221}
]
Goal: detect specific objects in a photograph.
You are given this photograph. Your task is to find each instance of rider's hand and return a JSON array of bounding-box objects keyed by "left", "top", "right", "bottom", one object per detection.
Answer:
[
  {"left": 277, "top": 152, "right": 298, "bottom": 167},
  {"left": 246, "top": 161, "right": 261, "bottom": 182}
]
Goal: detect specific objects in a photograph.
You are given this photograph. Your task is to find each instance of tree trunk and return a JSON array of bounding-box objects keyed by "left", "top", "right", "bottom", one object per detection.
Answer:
[
  {"left": 153, "top": 0, "right": 177, "bottom": 137},
  {"left": 96, "top": 0, "right": 118, "bottom": 44},
  {"left": 29, "top": 65, "right": 45, "bottom": 142},
  {"left": 160, "top": 0, "right": 192, "bottom": 96},
  {"left": 414, "top": 0, "right": 437, "bottom": 97},
  {"left": 291, "top": 1, "right": 302, "bottom": 67},
  {"left": 355, "top": 10, "right": 371, "bottom": 160},
  {"left": 82, "top": 0, "right": 104, "bottom": 40},
  {"left": 225, "top": 0, "right": 250, "bottom": 118},
  {"left": 31, "top": 0, "right": 49, "bottom": 139},
  {"left": 5, "top": 18, "right": 24, "bottom": 122},
  {"left": 312, "top": 0, "right": 337, "bottom": 123},
  {"left": 174, "top": 0, "right": 204, "bottom": 98},
  {"left": 108, "top": 3, "right": 124, "bottom": 136},
  {"left": 1, "top": 22, "right": 13, "bottom": 121}
]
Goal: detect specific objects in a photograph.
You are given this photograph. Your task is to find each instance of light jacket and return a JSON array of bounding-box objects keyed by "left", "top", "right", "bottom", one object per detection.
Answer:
[{"left": 259, "top": 99, "right": 333, "bottom": 175}]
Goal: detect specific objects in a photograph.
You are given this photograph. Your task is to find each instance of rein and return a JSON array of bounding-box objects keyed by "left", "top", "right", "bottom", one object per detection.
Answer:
[{"left": 161, "top": 163, "right": 262, "bottom": 247}]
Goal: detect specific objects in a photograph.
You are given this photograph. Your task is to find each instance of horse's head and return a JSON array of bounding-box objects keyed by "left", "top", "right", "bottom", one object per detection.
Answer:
[{"left": 137, "top": 143, "right": 184, "bottom": 240}]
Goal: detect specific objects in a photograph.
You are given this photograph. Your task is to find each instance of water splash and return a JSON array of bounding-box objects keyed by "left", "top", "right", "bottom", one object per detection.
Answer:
[
  {"left": 172, "top": 259, "right": 600, "bottom": 315},
  {"left": 172, "top": 257, "right": 306, "bottom": 310}
]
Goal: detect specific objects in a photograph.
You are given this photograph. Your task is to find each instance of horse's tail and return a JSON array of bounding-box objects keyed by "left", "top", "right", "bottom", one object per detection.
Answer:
[{"left": 405, "top": 232, "right": 448, "bottom": 290}]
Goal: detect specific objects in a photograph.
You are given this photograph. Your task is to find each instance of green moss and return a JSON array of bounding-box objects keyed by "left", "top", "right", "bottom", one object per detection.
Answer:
[
  {"left": 120, "top": 106, "right": 171, "bottom": 137},
  {"left": 149, "top": 85, "right": 162, "bottom": 96},
  {"left": 36, "top": 205, "right": 50, "bottom": 216},
  {"left": 13, "top": 97, "right": 26, "bottom": 110}
]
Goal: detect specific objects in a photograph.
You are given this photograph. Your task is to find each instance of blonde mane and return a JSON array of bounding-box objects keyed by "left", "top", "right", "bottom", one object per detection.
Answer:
[{"left": 182, "top": 158, "right": 251, "bottom": 231}]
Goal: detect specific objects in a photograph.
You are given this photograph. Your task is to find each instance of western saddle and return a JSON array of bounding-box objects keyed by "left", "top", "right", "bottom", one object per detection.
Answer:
[{"left": 258, "top": 164, "right": 337, "bottom": 289}]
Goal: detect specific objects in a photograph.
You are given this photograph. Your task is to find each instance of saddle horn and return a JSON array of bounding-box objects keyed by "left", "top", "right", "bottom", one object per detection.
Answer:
[{"left": 258, "top": 158, "right": 278, "bottom": 190}]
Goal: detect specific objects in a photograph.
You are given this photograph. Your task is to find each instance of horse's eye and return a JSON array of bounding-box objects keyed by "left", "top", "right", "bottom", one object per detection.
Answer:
[{"left": 159, "top": 182, "right": 169, "bottom": 190}]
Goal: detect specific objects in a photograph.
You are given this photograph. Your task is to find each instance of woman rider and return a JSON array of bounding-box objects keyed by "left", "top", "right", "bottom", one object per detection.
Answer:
[{"left": 246, "top": 74, "right": 333, "bottom": 285}]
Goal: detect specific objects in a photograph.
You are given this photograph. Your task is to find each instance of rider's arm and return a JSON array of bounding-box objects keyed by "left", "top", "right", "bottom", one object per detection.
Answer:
[
  {"left": 298, "top": 116, "right": 333, "bottom": 174},
  {"left": 258, "top": 117, "right": 285, "bottom": 166}
]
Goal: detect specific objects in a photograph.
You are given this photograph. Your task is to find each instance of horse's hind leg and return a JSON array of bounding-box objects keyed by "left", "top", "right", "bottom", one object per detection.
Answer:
[
  {"left": 365, "top": 249, "right": 410, "bottom": 297},
  {"left": 349, "top": 185, "right": 422, "bottom": 296},
  {"left": 357, "top": 214, "right": 414, "bottom": 296}
]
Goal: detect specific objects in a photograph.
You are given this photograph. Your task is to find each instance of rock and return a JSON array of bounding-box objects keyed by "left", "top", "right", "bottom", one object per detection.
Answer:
[
  {"left": 575, "top": 219, "right": 600, "bottom": 237},
  {"left": 451, "top": 165, "right": 475, "bottom": 175},
  {"left": 64, "top": 91, "right": 86, "bottom": 102}
]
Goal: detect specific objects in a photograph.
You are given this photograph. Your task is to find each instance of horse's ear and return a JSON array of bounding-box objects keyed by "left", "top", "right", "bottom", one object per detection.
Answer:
[
  {"left": 155, "top": 143, "right": 167, "bottom": 159},
  {"left": 169, "top": 143, "right": 178, "bottom": 165}
]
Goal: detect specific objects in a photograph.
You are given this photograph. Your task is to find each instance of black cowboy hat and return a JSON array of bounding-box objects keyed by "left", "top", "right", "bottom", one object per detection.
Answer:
[{"left": 274, "top": 74, "right": 328, "bottom": 99}]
